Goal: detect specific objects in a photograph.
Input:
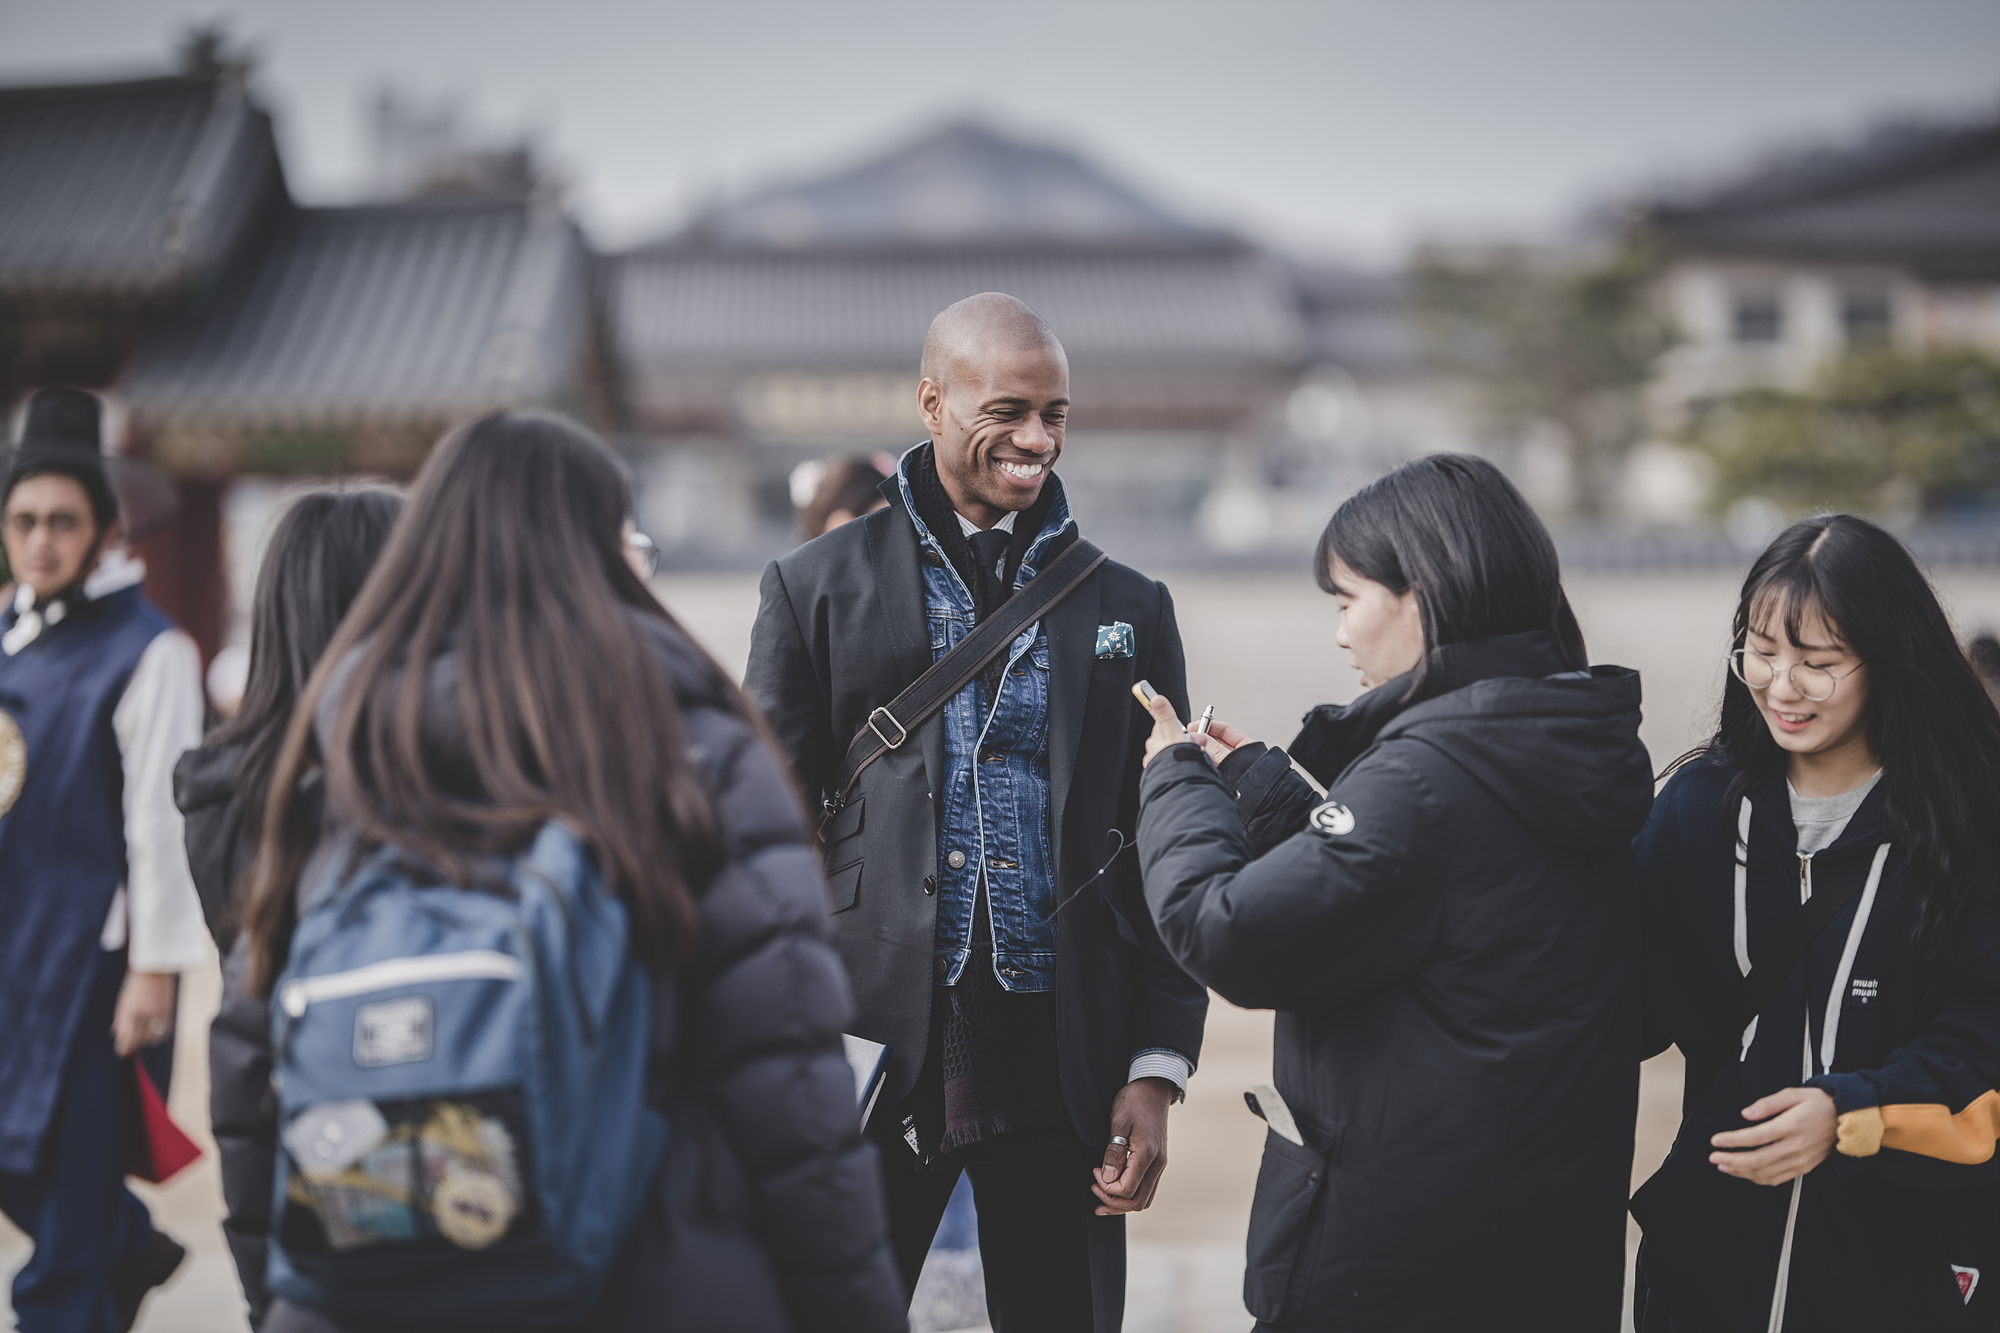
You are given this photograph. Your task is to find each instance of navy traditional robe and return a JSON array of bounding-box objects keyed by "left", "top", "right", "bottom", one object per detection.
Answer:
[{"left": 0, "top": 584, "right": 172, "bottom": 1171}]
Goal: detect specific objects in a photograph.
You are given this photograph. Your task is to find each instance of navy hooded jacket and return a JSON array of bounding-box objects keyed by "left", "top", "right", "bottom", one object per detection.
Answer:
[{"left": 1634, "top": 756, "right": 2000, "bottom": 1332}]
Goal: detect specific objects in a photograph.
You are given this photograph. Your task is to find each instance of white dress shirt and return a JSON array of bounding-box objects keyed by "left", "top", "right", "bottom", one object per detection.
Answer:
[{"left": 59, "top": 552, "right": 211, "bottom": 973}]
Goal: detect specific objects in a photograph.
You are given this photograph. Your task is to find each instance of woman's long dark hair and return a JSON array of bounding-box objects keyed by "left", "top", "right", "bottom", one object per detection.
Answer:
[
  {"left": 1705, "top": 514, "right": 2000, "bottom": 955},
  {"left": 241, "top": 411, "right": 734, "bottom": 993},
  {"left": 204, "top": 486, "right": 402, "bottom": 940},
  {"left": 1315, "top": 453, "right": 1587, "bottom": 693}
]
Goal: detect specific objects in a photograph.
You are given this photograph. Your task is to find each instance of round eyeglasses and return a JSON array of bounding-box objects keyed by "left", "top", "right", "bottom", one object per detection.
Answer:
[
  {"left": 1726, "top": 648, "right": 1858, "bottom": 703},
  {"left": 624, "top": 530, "right": 660, "bottom": 579}
]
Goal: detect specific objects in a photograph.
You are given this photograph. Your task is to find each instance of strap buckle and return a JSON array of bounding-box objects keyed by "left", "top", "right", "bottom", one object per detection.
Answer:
[{"left": 867, "top": 706, "right": 909, "bottom": 750}]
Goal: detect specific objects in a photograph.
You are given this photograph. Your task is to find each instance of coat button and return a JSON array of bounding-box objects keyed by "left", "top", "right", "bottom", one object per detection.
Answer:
[
  {"left": 923, "top": 875, "right": 937, "bottom": 895},
  {"left": 933, "top": 957, "right": 948, "bottom": 980},
  {"left": 947, "top": 851, "right": 966, "bottom": 870}
]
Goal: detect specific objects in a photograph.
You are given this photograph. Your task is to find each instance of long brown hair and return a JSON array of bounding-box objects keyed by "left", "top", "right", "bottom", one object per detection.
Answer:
[{"left": 241, "top": 411, "right": 728, "bottom": 993}]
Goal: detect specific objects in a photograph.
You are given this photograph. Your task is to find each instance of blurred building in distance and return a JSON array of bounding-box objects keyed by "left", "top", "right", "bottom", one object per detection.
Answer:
[
  {"left": 607, "top": 121, "right": 1329, "bottom": 561},
  {"left": 0, "top": 43, "right": 605, "bottom": 660},
  {"left": 1645, "top": 116, "right": 2000, "bottom": 418}
]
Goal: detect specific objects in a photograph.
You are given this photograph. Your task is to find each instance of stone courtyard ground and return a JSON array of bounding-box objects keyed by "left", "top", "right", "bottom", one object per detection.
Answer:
[{"left": 13, "top": 567, "right": 2000, "bottom": 1332}]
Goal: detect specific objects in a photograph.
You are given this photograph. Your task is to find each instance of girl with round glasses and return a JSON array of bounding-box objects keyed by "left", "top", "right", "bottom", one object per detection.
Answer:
[{"left": 1631, "top": 513, "right": 2000, "bottom": 1331}]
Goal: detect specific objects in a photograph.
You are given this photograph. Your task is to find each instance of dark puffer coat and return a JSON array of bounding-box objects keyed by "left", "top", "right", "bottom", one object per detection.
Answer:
[
  {"left": 209, "top": 614, "right": 907, "bottom": 1332},
  {"left": 1136, "top": 631, "right": 1654, "bottom": 1332}
]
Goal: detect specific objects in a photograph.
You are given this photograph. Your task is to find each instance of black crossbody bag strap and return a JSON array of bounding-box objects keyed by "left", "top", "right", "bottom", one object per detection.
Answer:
[
  {"left": 1690, "top": 845, "right": 1882, "bottom": 1104},
  {"left": 819, "top": 537, "right": 1107, "bottom": 833}
]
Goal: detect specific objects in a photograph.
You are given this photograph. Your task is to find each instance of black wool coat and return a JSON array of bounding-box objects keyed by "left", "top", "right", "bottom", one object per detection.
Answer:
[
  {"left": 1136, "top": 631, "right": 1654, "bottom": 1332},
  {"left": 744, "top": 484, "right": 1209, "bottom": 1144}
]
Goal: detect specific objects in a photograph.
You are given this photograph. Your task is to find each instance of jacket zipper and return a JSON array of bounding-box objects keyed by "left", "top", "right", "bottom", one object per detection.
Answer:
[{"left": 279, "top": 950, "right": 524, "bottom": 1018}]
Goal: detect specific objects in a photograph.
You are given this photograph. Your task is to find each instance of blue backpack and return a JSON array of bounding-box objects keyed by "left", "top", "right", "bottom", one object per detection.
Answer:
[{"left": 266, "top": 821, "right": 665, "bottom": 1331}]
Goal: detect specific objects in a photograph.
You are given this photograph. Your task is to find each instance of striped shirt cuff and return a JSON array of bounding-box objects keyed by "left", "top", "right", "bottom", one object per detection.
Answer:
[{"left": 1128, "top": 1048, "right": 1192, "bottom": 1103}]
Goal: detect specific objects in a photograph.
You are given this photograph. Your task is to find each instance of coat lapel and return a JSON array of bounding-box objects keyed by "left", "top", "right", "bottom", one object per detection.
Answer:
[
  {"left": 1044, "top": 564, "right": 1102, "bottom": 866},
  {"left": 865, "top": 496, "right": 947, "bottom": 794}
]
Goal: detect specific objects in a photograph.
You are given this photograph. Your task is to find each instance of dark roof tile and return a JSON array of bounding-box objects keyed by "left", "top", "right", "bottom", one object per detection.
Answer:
[{"left": 122, "top": 197, "right": 591, "bottom": 428}]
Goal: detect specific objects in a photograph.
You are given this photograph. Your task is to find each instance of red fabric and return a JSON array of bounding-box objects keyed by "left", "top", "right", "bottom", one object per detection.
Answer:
[{"left": 128, "top": 1060, "right": 201, "bottom": 1183}]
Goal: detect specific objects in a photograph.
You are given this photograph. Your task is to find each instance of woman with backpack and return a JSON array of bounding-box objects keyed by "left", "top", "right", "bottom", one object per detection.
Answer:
[
  {"left": 1631, "top": 514, "right": 2000, "bottom": 1332},
  {"left": 176, "top": 485, "right": 401, "bottom": 1326},
  {"left": 214, "top": 411, "right": 905, "bottom": 1332},
  {"left": 1132, "top": 454, "right": 1655, "bottom": 1330}
]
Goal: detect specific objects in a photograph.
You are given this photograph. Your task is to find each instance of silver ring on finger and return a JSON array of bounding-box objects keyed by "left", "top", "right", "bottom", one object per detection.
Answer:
[{"left": 1110, "top": 1135, "right": 1130, "bottom": 1150}]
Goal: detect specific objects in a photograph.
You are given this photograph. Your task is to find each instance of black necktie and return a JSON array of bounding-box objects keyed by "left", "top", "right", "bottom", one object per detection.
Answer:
[{"left": 968, "top": 528, "right": 1011, "bottom": 619}]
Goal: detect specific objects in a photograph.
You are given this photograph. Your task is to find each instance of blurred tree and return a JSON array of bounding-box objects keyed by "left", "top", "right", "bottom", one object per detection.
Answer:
[
  {"left": 1412, "top": 239, "right": 1674, "bottom": 518},
  {"left": 1685, "top": 348, "right": 2000, "bottom": 517}
]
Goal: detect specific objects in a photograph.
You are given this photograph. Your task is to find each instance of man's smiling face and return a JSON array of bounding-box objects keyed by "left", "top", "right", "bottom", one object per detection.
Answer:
[{"left": 918, "top": 327, "right": 1069, "bottom": 529}]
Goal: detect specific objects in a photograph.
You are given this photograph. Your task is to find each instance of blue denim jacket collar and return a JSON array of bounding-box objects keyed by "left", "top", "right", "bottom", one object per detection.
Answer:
[{"left": 896, "top": 443, "right": 1074, "bottom": 991}]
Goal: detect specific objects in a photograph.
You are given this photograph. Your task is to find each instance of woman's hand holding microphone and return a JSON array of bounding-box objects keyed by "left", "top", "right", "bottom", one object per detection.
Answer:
[{"left": 1136, "top": 681, "right": 1250, "bottom": 768}]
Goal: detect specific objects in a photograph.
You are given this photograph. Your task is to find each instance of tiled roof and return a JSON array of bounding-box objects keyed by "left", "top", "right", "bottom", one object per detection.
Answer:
[
  {"left": 1649, "top": 123, "right": 2000, "bottom": 278},
  {"left": 675, "top": 121, "right": 1227, "bottom": 252},
  {"left": 610, "top": 248, "right": 1307, "bottom": 378},
  {"left": 122, "top": 196, "right": 591, "bottom": 429},
  {"left": 0, "top": 71, "right": 284, "bottom": 298}
]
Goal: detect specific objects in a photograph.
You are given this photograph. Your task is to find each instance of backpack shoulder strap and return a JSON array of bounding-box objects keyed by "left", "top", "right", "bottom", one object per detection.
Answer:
[{"left": 819, "top": 537, "right": 1107, "bottom": 831}]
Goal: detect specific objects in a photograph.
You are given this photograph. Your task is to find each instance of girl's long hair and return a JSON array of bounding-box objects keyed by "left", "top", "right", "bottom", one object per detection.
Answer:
[
  {"left": 241, "top": 411, "right": 731, "bottom": 993},
  {"left": 204, "top": 486, "right": 402, "bottom": 941},
  {"left": 1314, "top": 452, "right": 1588, "bottom": 695},
  {"left": 1705, "top": 514, "right": 2000, "bottom": 955}
]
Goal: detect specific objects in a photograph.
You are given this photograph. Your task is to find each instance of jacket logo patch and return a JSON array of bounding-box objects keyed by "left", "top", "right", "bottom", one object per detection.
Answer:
[
  {"left": 1309, "top": 801, "right": 1355, "bottom": 837},
  {"left": 1955, "top": 1265, "right": 1979, "bottom": 1304},
  {"left": 354, "top": 996, "right": 432, "bottom": 1067},
  {"left": 1848, "top": 978, "right": 1879, "bottom": 1006}
]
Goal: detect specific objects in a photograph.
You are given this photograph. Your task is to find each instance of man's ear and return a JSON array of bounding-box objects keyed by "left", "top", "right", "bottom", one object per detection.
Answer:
[
  {"left": 90, "top": 518, "right": 125, "bottom": 572},
  {"left": 918, "top": 376, "right": 947, "bottom": 435}
]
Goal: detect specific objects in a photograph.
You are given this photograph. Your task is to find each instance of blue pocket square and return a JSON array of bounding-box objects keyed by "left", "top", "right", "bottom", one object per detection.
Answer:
[{"left": 1095, "top": 622, "right": 1135, "bottom": 659}]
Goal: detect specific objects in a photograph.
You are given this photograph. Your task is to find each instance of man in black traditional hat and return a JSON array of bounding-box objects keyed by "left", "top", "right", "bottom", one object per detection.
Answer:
[{"left": 0, "top": 389, "right": 205, "bottom": 1332}]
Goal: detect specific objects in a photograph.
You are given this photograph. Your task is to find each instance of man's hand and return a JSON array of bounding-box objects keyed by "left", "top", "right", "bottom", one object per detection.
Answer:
[
  {"left": 113, "top": 971, "right": 176, "bottom": 1058},
  {"left": 1709, "top": 1086, "right": 1837, "bottom": 1185},
  {"left": 1092, "top": 1077, "right": 1175, "bottom": 1215}
]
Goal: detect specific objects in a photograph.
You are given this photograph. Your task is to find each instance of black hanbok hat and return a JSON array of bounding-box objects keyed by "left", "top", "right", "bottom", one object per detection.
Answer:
[{"left": 2, "top": 388, "right": 176, "bottom": 539}]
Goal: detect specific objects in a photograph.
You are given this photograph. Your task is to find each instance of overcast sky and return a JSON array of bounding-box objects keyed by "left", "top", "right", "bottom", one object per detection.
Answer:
[{"left": 4, "top": 0, "right": 1996, "bottom": 259}]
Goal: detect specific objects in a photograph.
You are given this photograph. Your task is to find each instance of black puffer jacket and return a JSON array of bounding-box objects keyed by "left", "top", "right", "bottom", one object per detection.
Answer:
[
  {"left": 173, "top": 739, "right": 254, "bottom": 949},
  {"left": 210, "top": 614, "right": 906, "bottom": 1332},
  {"left": 1136, "top": 631, "right": 1653, "bottom": 1332}
]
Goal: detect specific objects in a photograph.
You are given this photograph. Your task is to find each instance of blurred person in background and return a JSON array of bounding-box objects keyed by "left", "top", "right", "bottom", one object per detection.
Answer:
[
  {"left": 174, "top": 485, "right": 401, "bottom": 1328},
  {"left": 176, "top": 486, "right": 403, "bottom": 951},
  {"left": 1967, "top": 632, "right": 2000, "bottom": 714},
  {"left": 748, "top": 294, "right": 1207, "bottom": 1332},
  {"left": 1632, "top": 514, "right": 2000, "bottom": 1332},
  {"left": 218, "top": 411, "right": 904, "bottom": 1332},
  {"left": 0, "top": 388, "right": 207, "bottom": 1332},
  {"left": 1135, "top": 454, "right": 1652, "bottom": 1332},
  {"left": 795, "top": 453, "right": 893, "bottom": 541}
]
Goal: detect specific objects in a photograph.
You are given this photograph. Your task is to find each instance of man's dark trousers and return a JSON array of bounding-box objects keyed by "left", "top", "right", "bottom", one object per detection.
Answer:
[
  {"left": 0, "top": 948, "right": 157, "bottom": 1333},
  {"left": 745, "top": 475, "right": 1208, "bottom": 1331}
]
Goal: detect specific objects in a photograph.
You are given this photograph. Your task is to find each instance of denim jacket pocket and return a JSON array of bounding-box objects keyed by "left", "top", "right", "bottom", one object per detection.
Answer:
[{"left": 1243, "top": 1127, "right": 1336, "bottom": 1323}]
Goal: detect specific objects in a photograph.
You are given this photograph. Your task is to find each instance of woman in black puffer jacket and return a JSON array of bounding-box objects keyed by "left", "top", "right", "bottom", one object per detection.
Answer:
[
  {"left": 212, "top": 411, "right": 905, "bottom": 1333},
  {"left": 1134, "top": 455, "right": 1654, "bottom": 1332}
]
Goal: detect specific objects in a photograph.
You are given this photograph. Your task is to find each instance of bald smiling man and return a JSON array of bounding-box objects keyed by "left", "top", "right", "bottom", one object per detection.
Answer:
[{"left": 747, "top": 294, "right": 1208, "bottom": 1331}]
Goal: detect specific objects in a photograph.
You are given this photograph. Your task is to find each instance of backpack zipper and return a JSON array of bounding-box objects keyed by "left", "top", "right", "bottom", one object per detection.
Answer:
[{"left": 279, "top": 950, "right": 524, "bottom": 1018}]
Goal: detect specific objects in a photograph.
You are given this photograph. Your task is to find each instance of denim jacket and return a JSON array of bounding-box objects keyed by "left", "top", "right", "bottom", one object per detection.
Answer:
[{"left": 896, "top": 453, "right": 1073, "bottom": 993}]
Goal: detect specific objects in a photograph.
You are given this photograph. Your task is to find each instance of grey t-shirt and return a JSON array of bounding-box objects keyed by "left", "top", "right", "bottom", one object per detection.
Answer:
[{"left": 1789, "top": 769, "right": 1883, "bottom": 856}]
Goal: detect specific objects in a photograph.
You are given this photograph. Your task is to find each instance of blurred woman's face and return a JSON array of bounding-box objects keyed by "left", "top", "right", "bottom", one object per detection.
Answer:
[
  {"left": 1330, "top": 558, "right": 1424, "bottom": 689},
  {"left": 1742, "top": 598, "right": 1870, "bottom": 762}
]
